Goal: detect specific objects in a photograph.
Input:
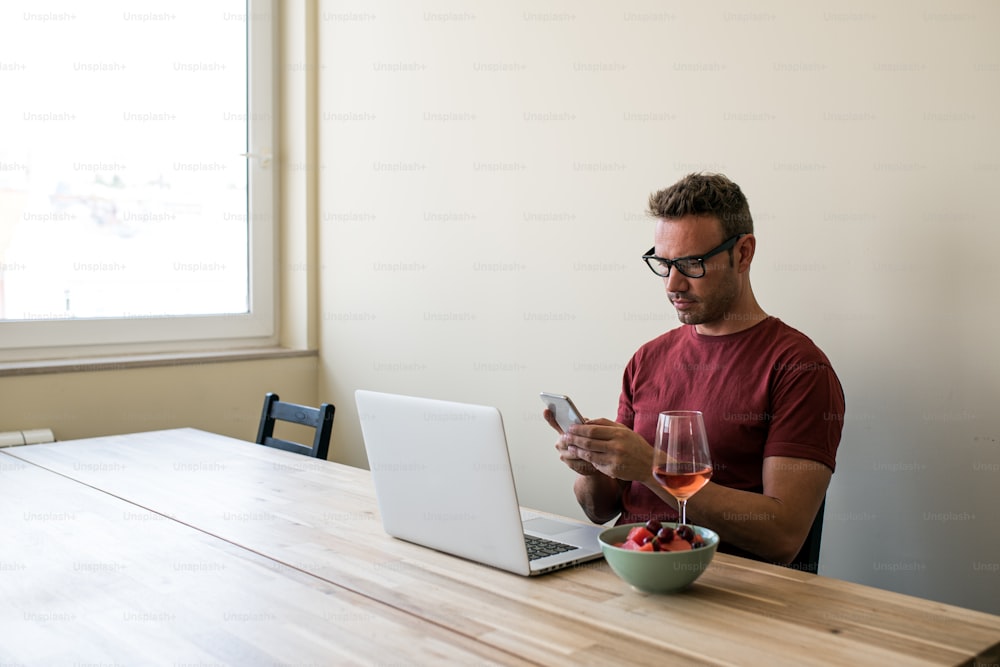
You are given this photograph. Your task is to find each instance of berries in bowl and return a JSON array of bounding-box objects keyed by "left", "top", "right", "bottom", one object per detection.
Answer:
[{"left": 598, "top": 520, "right": 718, "bottom": 593}]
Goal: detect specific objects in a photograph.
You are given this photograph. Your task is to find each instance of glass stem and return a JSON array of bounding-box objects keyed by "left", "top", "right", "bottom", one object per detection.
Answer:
[{"left": 679, "top": 499, "right": 687, "bottom": 526}]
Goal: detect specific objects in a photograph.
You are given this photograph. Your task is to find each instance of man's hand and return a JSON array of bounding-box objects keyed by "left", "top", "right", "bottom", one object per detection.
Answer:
[
  {"left": 559, "top": 418, "right": 656, "bottom": 484},
  {"left": 544, "top": 408, "right": 602, "bottom": 476},
  {"left": 544, "top": 409, "right": 630, "bottom": 523}
]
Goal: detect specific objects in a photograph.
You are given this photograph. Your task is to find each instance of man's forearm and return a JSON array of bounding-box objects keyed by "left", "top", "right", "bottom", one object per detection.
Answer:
[
  {"left": 641, "top": 473, "right": 826, "bottom": 564},
  {"left": 574, "top": 473, "right": 625, "bottom": 524}
]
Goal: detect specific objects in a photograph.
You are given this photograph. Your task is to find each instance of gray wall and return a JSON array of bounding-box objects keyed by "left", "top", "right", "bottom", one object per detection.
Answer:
[{"left": 317, "top": 2, "right": 1000, "bottom": 614}]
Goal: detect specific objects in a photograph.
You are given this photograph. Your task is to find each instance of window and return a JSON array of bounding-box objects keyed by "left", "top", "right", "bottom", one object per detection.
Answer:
[{"left": 0, "top": 0, "right": 276, "bottom": 360}]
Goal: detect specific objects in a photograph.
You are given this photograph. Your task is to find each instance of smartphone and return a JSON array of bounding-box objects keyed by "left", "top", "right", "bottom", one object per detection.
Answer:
[{"left": 540, "top": 392, "right": 586, "bottom": 432}]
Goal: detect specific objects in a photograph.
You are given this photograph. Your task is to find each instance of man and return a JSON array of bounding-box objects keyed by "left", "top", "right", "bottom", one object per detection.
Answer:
[{"left": 548, "top": 173, "right": 844, "bottom": 566}]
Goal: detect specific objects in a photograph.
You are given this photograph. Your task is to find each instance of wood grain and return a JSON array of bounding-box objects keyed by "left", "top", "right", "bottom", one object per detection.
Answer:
[
  {"left": 4, "top": 429, "right": 999, "bottom": 666},
  {"left": 0, "top": 454, "right": 532, "bottom": 666}
]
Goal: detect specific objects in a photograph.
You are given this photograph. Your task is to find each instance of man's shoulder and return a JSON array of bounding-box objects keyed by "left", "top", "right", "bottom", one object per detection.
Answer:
[
  {"left": 747, "top": 318, "right": 838, "bottom": 375},
  {"left": 761, "top": 317, "right": 828, "bottom": 352}
]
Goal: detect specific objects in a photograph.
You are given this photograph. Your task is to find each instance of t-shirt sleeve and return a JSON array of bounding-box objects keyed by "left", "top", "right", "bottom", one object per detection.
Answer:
[{"left": 764, "top": 358, "right": 845, "bottom": 472}]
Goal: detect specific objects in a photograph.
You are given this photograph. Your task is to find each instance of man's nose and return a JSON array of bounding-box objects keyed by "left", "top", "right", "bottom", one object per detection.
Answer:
[{"left": 664, "top": 267, "right": 689, "bottom": 292}]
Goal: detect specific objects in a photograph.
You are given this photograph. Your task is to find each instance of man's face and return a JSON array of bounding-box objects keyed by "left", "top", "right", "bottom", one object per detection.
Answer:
[{"left": 653, "top": 215, "right": 740, "bottom": 328}]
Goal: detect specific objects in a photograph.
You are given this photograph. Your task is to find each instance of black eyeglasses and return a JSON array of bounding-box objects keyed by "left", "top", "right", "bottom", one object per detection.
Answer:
[{"left": 642, "top": 234, "right": 745, "bottom": 279}]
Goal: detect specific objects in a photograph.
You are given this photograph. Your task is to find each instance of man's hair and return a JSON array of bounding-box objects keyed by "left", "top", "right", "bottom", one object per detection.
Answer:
[{"left": 647, "top": 173, "right": 754, "bottom": 238}]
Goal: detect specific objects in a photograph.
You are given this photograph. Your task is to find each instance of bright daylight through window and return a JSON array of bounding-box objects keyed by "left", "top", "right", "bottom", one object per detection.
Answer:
[{"left": 0, "top": 0, "right": 275, "bottom": 358}]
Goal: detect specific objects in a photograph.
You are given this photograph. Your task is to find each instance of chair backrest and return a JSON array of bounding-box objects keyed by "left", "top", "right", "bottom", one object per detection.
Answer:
[
  {"left": 255, "top": 392, "right": 335, "bottom": 459},
  {"left": 788, "top": 499, "right": 825, "bottom": 574}
]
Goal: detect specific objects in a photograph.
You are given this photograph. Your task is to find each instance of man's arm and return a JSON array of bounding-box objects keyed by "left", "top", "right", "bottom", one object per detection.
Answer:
[
  {"left": 572, "top": 473, "right": 627, "bottom": 524},
  {"left": 562, "top": 420, "right": 831, "bottom": 564},
  {"left": 669, "top": 457, "right": 830, "bottom": 563},
  {"left": 546, "top": 409, "right": 626, "bottom": 524}
]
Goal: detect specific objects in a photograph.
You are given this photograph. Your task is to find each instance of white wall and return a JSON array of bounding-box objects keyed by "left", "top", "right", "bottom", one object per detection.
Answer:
[
  {"left": 316, "top": 1, "right": 1000, "bottom": 614},
  {"left": 0, "top": 354, "right": 318, "bottom": 442}
]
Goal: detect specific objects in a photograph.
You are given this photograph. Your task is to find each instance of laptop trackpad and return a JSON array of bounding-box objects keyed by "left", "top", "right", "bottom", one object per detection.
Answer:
[{"left": 523, "top": 517, "right": 576, "bottom": 536}]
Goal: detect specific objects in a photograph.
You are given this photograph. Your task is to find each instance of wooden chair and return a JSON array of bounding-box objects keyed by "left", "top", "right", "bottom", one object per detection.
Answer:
[
  {"left": 255, "top": 392, "right": 335, "bottom": 459},
  {"left": 788, "top": 499, "right": 825, "bottom": 574}
]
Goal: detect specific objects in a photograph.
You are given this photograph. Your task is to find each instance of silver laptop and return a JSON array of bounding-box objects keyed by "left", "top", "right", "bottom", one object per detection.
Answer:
[{"left": 355, "top": 390, "right": 605, "bottom": 576}]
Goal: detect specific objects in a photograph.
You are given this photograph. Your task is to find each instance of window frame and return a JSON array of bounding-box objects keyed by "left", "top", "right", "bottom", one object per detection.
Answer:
[{"left": 0, "top": 0, "right": 278, "bottom": 362}]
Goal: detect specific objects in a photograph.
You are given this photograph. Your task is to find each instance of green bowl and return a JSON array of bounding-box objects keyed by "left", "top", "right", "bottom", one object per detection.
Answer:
[{"left": 599, "top": 522, "right": 719, "bottom": 594}]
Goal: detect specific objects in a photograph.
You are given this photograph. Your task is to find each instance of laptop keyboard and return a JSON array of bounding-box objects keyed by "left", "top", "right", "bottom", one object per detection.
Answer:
[{"left": 524, "top": 534, "right": 577, "bottom": 561}]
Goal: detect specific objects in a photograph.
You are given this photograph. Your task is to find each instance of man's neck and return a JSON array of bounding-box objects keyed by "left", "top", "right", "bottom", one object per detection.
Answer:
[{"left": 695, "top": 292, "right": 768, "bottom": 336}]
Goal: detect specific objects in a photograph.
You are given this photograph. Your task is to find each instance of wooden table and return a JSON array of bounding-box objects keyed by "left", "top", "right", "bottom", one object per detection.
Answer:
[{"left": 2, "top": 429, "right": 998, "bottom": 666}]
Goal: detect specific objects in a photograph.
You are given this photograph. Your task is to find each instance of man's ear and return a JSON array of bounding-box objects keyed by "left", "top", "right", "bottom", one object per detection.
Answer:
[{"left": 736, "top": 234, "right": 756, "bottom": 273}]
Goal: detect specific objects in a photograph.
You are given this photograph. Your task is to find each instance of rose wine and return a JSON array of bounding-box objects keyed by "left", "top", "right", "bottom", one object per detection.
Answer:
[{"left": 653, "top": 463, "right": 712, "bottom": 500}]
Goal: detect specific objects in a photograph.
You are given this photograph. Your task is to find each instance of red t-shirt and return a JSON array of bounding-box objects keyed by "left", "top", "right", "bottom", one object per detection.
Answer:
[{"left": 616, "top": 316, "right": 845, "bottom": 525}]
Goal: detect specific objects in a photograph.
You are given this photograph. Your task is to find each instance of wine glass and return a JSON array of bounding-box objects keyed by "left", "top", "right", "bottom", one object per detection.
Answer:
[{"left": 651, "top": 411, "right": 713, "bottom": 526}]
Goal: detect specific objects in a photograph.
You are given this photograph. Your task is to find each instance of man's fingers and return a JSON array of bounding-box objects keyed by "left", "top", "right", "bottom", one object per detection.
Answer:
[
  {"left": 542, "top": 409, "right": 564, "bottom": 434},
  {"left": 567, "top": 420, "right": 625, "bottom": 442}
]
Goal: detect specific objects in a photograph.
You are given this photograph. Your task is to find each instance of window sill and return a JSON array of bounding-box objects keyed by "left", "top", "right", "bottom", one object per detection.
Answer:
[{"left": 0, "top": 347, "right": 318, "bottom": 378}]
